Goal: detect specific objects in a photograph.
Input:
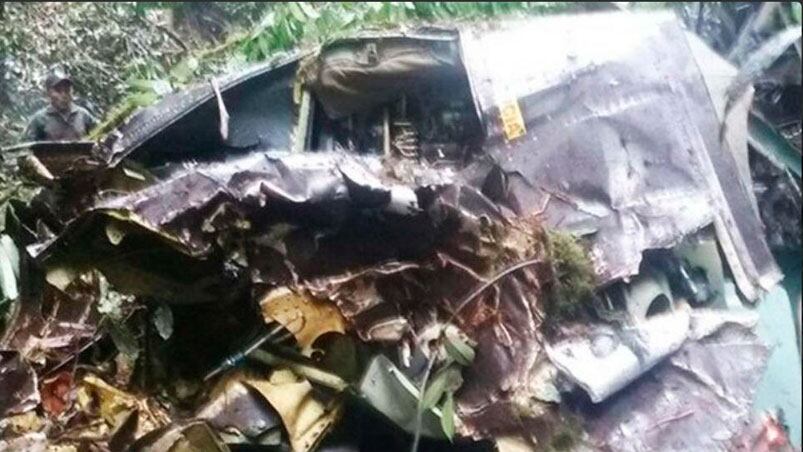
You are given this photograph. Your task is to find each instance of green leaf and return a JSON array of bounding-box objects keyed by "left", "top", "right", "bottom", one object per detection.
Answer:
[
  {"left": 127, "top": 78, "right": 157, "bottom": 93},
  {"left": 748, "top": 112, "right": 802, "bottom": 177},
  {"left": 257, "top": 35, "right": 271, "bottom": 60},
  {"left": 443, "top": 366, "right": 463, "bottom": 393},
  {"left": 128, "top": 91, "right": 158, "bottom": 107},
  {"left": 288, "top": 18, "right": 303, "bottom": 39},
  {"left": 440, "top": 391, "right": 455, "bottom": 442},
  {"left": 421, "top": 367, "right": 449, "bottom": 409},
  {"left": 169, "top": 57, "right": 197, "bottom": 84},
  {"left": 444, "top": 330, "right": 475, "bottom": 366},
  {"left": 339, "top": 8, "right": 356, "bottom": 25},
  {"left": 128, "top": 78, "right": 172, "bottom": 96},
  {"left": 299, "top": 2, "right": 319, "bottom": 19},
  {"left": 422, "top": 366, "right": 463, "bottom": 409},
  {"left": 791, "top": 2, "right": 802, "bottom": 24},
  {"left": 109, "top": 321, "right": 140, "bottom": 361},
  {"left": 251, "top": 11, "right": 276, "bottom": 38},
  {"left": 288, "top": 2, "right": 307, "bottom": 22},
  {"left": 285, "top": 19, "right": 300, "bottom": 43}
]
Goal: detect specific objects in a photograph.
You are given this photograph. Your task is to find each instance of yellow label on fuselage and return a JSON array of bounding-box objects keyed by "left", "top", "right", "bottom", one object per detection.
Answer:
[{"left": 499, "top": 99, "right": 526, "bottom": 141}]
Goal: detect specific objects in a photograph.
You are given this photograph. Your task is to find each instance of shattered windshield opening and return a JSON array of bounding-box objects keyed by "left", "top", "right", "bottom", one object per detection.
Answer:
[{"left": 304, "top": 37, "right": 483, "bottom": 164}]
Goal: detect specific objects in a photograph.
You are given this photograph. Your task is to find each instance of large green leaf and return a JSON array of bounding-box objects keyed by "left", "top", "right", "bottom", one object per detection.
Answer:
[
  {"left": 421, "top": 367, "right": 449, "bottom": 410},
  {"left": 421, "top": 365, "right": 463, "bottom": 410}
]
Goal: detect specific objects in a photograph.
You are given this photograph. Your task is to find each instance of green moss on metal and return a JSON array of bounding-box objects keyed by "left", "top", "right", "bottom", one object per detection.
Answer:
[{"left": 545, "top": 230, "right": 596, "bottom": 319}]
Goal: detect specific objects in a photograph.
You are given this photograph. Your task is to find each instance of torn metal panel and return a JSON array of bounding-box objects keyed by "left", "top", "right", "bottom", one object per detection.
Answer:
[
  {"left": 457, "top": 12, "right": 781, "bottom": 299},
  {"left": 577, "top": 317, "right": 768, "bottom": 451},
  {"left": 0, "top": 351, "right": 39, "bottom": 417},
  {"left": 685, "top": 31, "right": 757, "bottom": 212},
  {"left": 32, "top": 151, "right": 465, "bottom": 286},
  {"left": 195, "top": 374, "right": 282, "bottom": 440},
  {"left": 103, "top": 51, "right": 305, "bottom": 167},
  {"left": 0, "top": 271, "right": 99, "bottom": 364},
  {"left": 546, "top": 308, "right": 691, "bottom": 403},
  {"left": 241, "top": 368, "right": 343, "bottom": 452},
  {"left": 34, "top": 152, "right": 413, "bottom": 260}
]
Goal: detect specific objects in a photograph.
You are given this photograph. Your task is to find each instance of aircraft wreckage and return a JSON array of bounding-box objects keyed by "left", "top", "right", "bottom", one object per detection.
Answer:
[{"left": 1, "top": 10, "right": 800, "bottom": 452}]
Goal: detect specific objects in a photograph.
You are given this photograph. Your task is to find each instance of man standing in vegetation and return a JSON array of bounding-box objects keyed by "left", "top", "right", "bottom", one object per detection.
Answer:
[{"left": 23, "top": 67, "right": 97, "bottom": 142}]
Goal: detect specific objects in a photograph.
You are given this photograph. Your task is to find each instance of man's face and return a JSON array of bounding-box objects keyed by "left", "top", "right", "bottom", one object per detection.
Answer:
[{"left": 47, "top": 82, "right": 73, "bottom": 112}]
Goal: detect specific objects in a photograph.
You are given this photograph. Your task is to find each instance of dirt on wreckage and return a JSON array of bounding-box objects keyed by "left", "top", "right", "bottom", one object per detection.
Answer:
[{"left": 0, "top": 10, "right": 799, "bottom": 452}]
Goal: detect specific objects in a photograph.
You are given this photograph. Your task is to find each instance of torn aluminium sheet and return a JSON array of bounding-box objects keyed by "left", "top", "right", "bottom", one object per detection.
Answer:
[{"left": 458, "top": 11, "right": 781, "bottom": 299}]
